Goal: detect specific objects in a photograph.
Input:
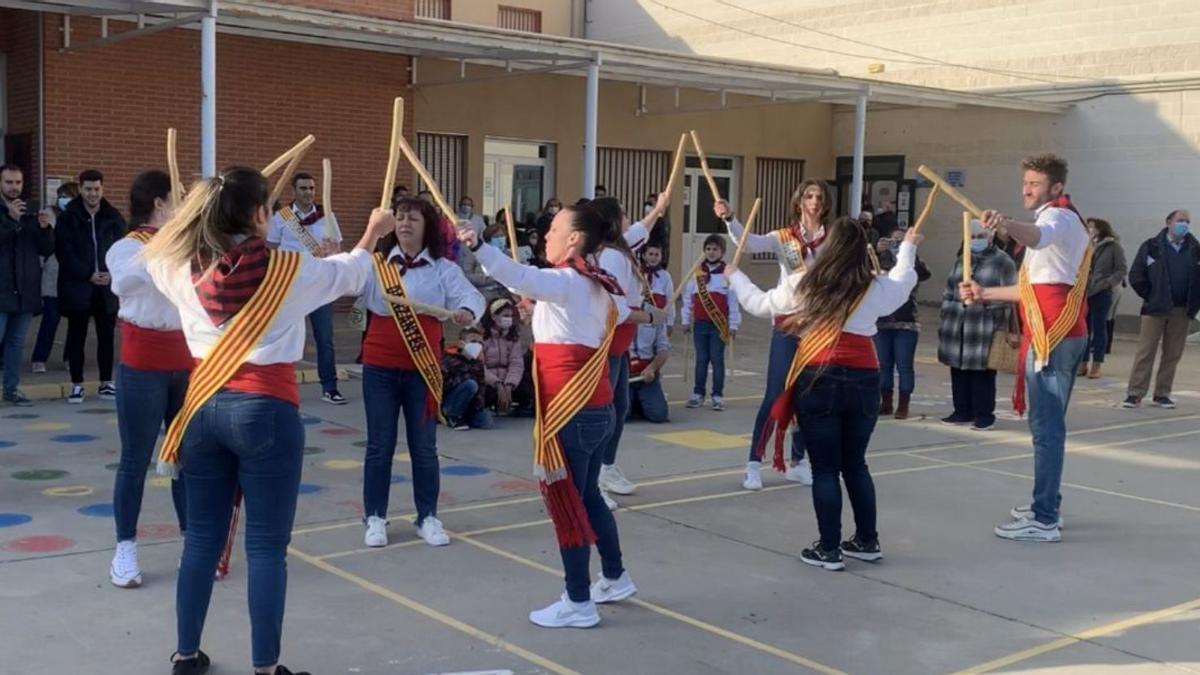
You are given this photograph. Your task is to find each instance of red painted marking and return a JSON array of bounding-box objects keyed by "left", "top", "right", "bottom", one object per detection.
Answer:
[
  {"left": 137, "top": 523, "right": 180, "bottom": 540},
  {"left": 495, "top": 479, "right": 538, "bottom": 493},
  {"left": 4, "top": 535, "right": 74, "bottom": 553},
  {"left": 319, "top": 428, "right": 358, "bottom": 437},
  {"left": 335, "top": 500, "right": 365, "bottom": 516}
]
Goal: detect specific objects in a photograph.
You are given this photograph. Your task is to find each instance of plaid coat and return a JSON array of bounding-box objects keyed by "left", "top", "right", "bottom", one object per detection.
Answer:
[{"left": 937, "top": 246, "right": 1017, "bottom": 371}]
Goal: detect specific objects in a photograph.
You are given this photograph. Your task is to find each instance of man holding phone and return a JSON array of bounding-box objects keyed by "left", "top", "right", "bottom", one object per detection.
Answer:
[{"left": 0, "top": 164, "right": 55, "bottom": 405}]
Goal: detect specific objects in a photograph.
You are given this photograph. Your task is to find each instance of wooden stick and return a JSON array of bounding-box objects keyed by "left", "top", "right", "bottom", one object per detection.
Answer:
[
  {"left": 397, "top": 133, "right": 455, "bottom": 222},
  {"left": 379, "top": 97, "right": 404, "bottom": 210},
  {"left": 166, "top": 128, "right": 181, "bottom": 208},
  {"left": 689, "top": 130, "right": 722, "bottom": 201},
  {"left": 730, "top": 197, "right": 762, "bottom": 269},
  {"left": 962, "top": 211, "right": 974, "bottom": 306},
  {"left": 382, "top": 292, "right": 456, "bottom": 321},
  {"left": 268, "top": 149, "right": 306, "bottom": 212},
  {"left": 916, "top": 165, "right": 983, "bottom": 219},
  {"left": 262, "top": 135, "right": 316, "bottom": 177},
  {"left": 503, "top": 206, "right": 520, "bottom": 261},
  {"left": 670, "top": 254, "right": 708, "bottom": 307},
  {"left": 322, "top": 157, "right": 342, "bottom": 244},
  {"left": 728, "top": 338, "right": 735, "bottom": 381},
  {"left": 683, "top": 325, "right": 690, "bottom": 382},
  {"left": 665, "top": 132, "right": 688, "bottom": 197},
  {"left": 910, "top": 184, "right": 940, "bottom": 234}
]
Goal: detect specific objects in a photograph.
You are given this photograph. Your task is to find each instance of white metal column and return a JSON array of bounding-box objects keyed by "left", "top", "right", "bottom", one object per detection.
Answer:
[
  {"left": 582, "top": 54, "right": 601, "bottom": 199},
  {"left": 200, "top": 0, "right": 217, "bottom": 177},
  {"left": 849, "top": 92, "right": 868, "bottom": 218}
]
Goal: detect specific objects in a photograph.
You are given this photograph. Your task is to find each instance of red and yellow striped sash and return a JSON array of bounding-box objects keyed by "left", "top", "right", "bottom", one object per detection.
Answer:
[
  {"left": 1018, "top": 244, "right": 1093, "bottom": 370},
  {"left": 694, "top": 269, "right": 731, "bottom": 344},
  {"left": 277, "top": 206, "right": 325, "bottom": 257},
  {"left": 371, "top": 252, "right": 445, "bottom": 420},
  {"left": 126, "top": 230, "right": 154, "bottom": 245},
  {"left": 156, "top": 250, "right": 302, "bottom": 475}
]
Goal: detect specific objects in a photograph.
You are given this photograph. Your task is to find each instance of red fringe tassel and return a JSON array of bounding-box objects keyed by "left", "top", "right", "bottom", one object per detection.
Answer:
[
  {"left": 753, "top": 385, "right": 796, "bottom": 473},
  {"left": 540, "top": 473, "right": 597, "bottom": 549}
]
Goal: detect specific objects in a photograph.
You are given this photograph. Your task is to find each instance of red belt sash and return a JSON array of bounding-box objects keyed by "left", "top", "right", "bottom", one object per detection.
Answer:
[
  {"left": 807, "top": 333, "right": 879, "bottom": 369},
  {"left": 362, "top": 313, "right": 444, "bottom": 371},
  {"left": 629, "top": 357, "right": 650, "bottom": 377},
  {"left": 691, "top": 292, "right": 730, "bottom": 325},
  {"left": 651, "top": 292, "right": 667, "bottom": 309},
  {"left": 1013, "top": 283, "right": 1088, "bottom": 413},
  {"left": 608, "top": 308, "right": 640, "bottom": 356},
  {"left": 198, "top": 360, "right": 298, "bottom": 407},
  {"left": 534, "top": 343, "right": 612, "bottom": 407},
  {"left": 120, "top": 322, "right": 193, "bottom": 372}
]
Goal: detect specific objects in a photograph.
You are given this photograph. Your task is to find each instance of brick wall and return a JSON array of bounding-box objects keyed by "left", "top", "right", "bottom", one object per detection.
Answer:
[
  {"left": 41, "top": 15, "right": 414, "bottom": 243},
  {"left": 0, "top": 10, "right": 43, "bottom": 201},
  {"left": 271, "top": 0, "right": 414, "bottom": 21}
]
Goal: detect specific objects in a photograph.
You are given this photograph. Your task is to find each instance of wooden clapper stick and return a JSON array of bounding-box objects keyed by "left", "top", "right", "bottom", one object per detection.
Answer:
[
  {"left": 166, "top": 128, "right": 182, "bottom": 207},
  {"left": 962, "top": 211, "right": 975, "bottom": 306}
]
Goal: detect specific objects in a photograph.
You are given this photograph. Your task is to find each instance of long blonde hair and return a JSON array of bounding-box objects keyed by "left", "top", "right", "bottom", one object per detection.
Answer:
[{"left": 141, "top": 166, "right": 268, "bottom": 276}]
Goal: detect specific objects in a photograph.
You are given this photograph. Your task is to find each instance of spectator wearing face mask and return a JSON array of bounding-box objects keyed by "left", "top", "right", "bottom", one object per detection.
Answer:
[
  {"left": 535, "top": 198, "right": 561, "bottom": 238},
  {"left": 480, "top": 297, "right": 527, "bottom": 415},
  {"left": 458, "top": 196, "right": 485, "bottom": 238},
  {"left": 30, "top": 181, "right": 78, "bottom": 374},
  {"left": 441, "top": 325, "right": 494, "bottom": 430}
]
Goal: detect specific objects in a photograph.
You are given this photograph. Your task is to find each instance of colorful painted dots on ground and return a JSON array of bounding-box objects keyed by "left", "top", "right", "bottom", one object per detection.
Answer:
[
  {"left": 297, "top": 483, "right": 324, "bottom": 495},
  {"left": 78, "top": 503, "right": 115, "bottom": 518},
  {"left": 321, "top": 459, "right": 363, "bottom": 471},
  {"left": 0, "top": 513, "right": 33, "bottom": 528},
  {"left": 2, "top": 413, "right": 38, "bottom": 419},
  {"left": 3, "top": 535, "right": 74, "bottom": 554},
  {"left": 42, "top": 485, "right": 95, "bottom": 497},
  {"left": 76, "top": 408, "right": 115, "bottom": 415},
  {"left": 0, "top": 441, "right": 16, "bottom": 449},
  {"left": 138, "top": 524, "right": 180, "bottom": 540},
  {"left": 12, "top": 469, "right": 69, "bottom": 481},
  {"left": 51, "top": 434, "right": 98, "bottom": 444},
  {"left": 494, "top": 479, "right": 538, "bottom": 493},
  {"left": 25, "top": 421, "right": 71, "bottom": 432},
  {"left": 442, "top": 465, "right": 490, "bottom": 477},
  {"left": 302, "top": 446, "right": 325, "bottom": 456}
]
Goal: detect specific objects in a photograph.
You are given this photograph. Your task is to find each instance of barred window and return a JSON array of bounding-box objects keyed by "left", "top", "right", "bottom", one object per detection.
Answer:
[
  {"left": 415, "top": 0, "right": 451, "bottom": 20},
  {"left": 498, "top": 5, "right": 542, "bottom": 33}
]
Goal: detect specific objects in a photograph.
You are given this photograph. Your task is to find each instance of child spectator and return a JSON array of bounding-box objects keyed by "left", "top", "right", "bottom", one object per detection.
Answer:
[
  {"left": 681, "top": 234, "right": 740, "bottom": 411},
  {"left": 441, "top": 326, "right": 493, "bottom": 430},
  {"left": 480, "top": 297, "right": 527, "bottom": 415}
]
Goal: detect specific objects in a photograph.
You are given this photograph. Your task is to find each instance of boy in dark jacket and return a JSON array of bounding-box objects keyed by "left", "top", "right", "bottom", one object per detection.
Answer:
[
  {"left": 0, "top": 164, "right": 55, "bottom": 405},
  {"left": 441, "top": 326, "right": 493, "bottom": 430}
]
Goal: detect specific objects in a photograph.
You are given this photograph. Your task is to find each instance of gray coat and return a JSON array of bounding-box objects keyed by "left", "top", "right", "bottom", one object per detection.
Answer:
[
  {"left": 1086, "top": 237, "right": 1127, "bottom": 298},
  {"left": 937, "top": 245, "right": 1017, "bottom": 371}
]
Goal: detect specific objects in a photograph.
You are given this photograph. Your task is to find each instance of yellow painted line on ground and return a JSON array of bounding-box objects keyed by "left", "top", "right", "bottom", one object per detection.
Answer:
[
  {"left": 292, "top": 495, "right": 544, "bottom": 535},
  {"left": 953, "top": 596, "right": 1200, "bottom": 674},
  {"left": 288, "top": 546, "right": 580, "bottom": 675},
  {"left": 451, "top": 531, "right": 846, "bottom": 675}
]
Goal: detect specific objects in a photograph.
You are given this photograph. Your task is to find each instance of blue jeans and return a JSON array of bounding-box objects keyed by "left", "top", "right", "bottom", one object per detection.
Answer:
[
  {"left": 31, "top": 296, "right": 59, "bottom": 364},
  {"left": 362, "top": 365, "right": 439, "bottom": 525},
  {"left": 629, "top": 378, "right": 669, "bottom": 422},
  {"left": 874, "top": 328, "right": 918, "bottom": 395},
  {"left": 692, "top": 320, "right": 725, "bottom": 397},
  {"left": 176, "top": 391, "right": 304, "bottom": 668},
  {"left": 1085, "top": 290, "right": 1112, "bottom": 364},
  {"left": 748, "top": 329, "right": 804, "bottom": 464},
  {"left": 0, "top": 311, "right": 32, "bottom": 394},
  {"left": 442, "top": 379, "right": 494, "bottom": 429},
  {"left": 601, "top": 355, "right": 629, "bottom": 465},
  {"left": 113, "top": 365, "right": 189, "bottom": 541},
  {"left": 308, "top": 303, "right": 337, "bottom": 392},
  {"left": 557, "top": 405, "right": 624, "bottom": 602},
  {"left": 793, "top": 366, "right": 880, "bottom": 550},
  {"left": 1027, "top": 336, "right": 1086, "bottom": 526}
]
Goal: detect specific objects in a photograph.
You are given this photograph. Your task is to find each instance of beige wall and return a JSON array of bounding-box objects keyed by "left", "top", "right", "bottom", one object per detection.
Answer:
[
  {"left": 448, "top": 0, "right": 578, "bottom": 37},
  {"left": 415, "top": 58, "right": 833, "bottom": 285}
]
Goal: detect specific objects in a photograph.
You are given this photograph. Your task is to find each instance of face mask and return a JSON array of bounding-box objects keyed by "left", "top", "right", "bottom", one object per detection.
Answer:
[
  {"left": 57, "top": 196, "right": 71, "bottom": 210},
  {"left": 461, "top": 342, "right": 483, "bottom": 360},
  {"left": 969, "top": 239, "right": 989, "bottom": 253},
  {"left": 1172, "top": 221, "right": 1189, "bottom": 238},
  {"left": 496, "top": 317, "right": 514, "bottom": 330},
  {"left": 643, "top": 203, "right": 655, "bottom": 215},
  {"left": 491, "top": 236, "right": 508, "bottom": 251},
  {"left": 458, "top": 205, "right": 473, "bottom": 218}
]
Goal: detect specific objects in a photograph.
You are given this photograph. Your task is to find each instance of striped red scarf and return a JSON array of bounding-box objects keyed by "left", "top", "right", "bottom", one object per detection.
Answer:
[
  {"left": 192, "top": 236, "right": 271, "bottom": 326},
  {"left": 559, "top": 257, "right": 624, "bottom": 296}
]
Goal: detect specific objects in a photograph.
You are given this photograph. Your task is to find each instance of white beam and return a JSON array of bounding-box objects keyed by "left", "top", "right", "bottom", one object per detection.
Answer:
[
  {"left": 200, "top": 0, "right": 216, "bottom": 176},
  {"left": 582, "top": 54, "right": 600, "bottom": 200},
  {"left": 850, "top": 93, "right": 867, "bottom": 219}
]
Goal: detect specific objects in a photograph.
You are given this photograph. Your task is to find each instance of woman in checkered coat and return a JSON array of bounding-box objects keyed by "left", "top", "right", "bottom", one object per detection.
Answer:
[{"left": 937, "top": 224, "right": 1017, "bottom": 430}]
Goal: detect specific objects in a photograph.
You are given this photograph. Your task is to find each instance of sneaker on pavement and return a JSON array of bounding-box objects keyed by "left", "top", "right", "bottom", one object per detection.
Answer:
[
  {"left": 31, "top": 362, "right": 46, "bottom": 374},
  {"left": 67, "top": 384, "right": 85, "bottom": 404},
  {"left": 711, "top": 395, "right": 724, "bottom": 411},
  {"left": 840, "top": 534, "right": 883, "bottom": 562},
  {"left": 364, "top": 516, "right": 388, "bottom": 548},
  {"left": 599, "top": 464, "right": 636, "bottom": 495},
  {"left": 601, "top": 489, "right": 618, "bottom": 511},
  {"left": 940, "top": 414, "right": 971, "bottom": 425},
  {"left": 110, "top": 540, "right": 143, "bottom": 588},
  {"left": 742, "top": 461, "right": 763, "bottom": 491},
  {"left": 1121, "top": 396, "right": 1141, "bottom": 409},
  {"left": 1153, "top": 396, "right": 1177, "bottom": 409},
  {"left": 444, "top": 416, "right": 470, "bottom": 431},
  {"left": 994, "top": 516, "right": 1061, "bottom": 542},
  {"left": 799, "top": 541, "right": 845, "bottom": 571},
  {"left": 1010, "top": 504, "right": 1064, "bottom": 528},
  {"left": 98, "top": 382, "right": 116, "bottom": 400},
  {"left": 970, "top": 420, "right": 995, "bottom": 431},
  {"left": 785, "top": 458, "right": 813, "bottom": 486},
  {"left": 529, "top": 593, "right": 600, "bottom": 628},
  {"left": 416, "top": 515, "right": 450, "bottom": 546},
  {"left": 322, "top": 389, "right": 348, "bottom": 406},
  {"left": 590, "top": 571, "right": 638, "bottom": 603},
  {"left": 272, "top": 667, "right": 312, "bottom": 675},
  {"left": 685, "top": 394, "right": 703, "bottom": 408},
  {"left": 3, "top": 389, "right": 33, "bottom": 407},
  {"left": 170, "top": 650, "right": 210, "bottom": 675}
]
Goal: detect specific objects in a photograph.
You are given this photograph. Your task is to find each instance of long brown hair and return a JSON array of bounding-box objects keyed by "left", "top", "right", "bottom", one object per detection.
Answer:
[
  {"left": 377, "top": 197, "right": 446, "bottom": 258},
  {"left": 782, "top": 217, "right": 873, "bottom": 336},
  {"left": 789, "top": 179, "right": 831, "bottom": 226},
  {"left": 1087, "top": 217, "right": 1118, "bottom": 241}
]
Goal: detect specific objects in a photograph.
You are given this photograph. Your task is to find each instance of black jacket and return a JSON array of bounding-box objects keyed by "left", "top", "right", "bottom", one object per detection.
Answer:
[
  {"left": 54, "top": 197, "right": 126, "bottom": 313},
  {"left": 876, "top": 247, "right": 932, "bottom": 326},
  {"left": 0, "top": 201, "right": 55, "bottom": 314},
  {"left": 1129, "top": 228, "right": 1200, "bottom": 319}
]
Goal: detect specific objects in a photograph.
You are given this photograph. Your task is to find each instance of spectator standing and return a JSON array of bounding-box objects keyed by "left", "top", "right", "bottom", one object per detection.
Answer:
[
  {"left": 0, "top": 164, "right": 55, "bottom": 405},
  {"left": 1078, "top": 218, "right": 1127, "bottom": 379},
  {"left": 874, "top": 229, "right": 932, "bottom": 419},
  {"left": 457, "top": 196, "right": 486, "bottom": 238},
  {"left": 30, "top": 181, "right": 77, "bottom": 374}
]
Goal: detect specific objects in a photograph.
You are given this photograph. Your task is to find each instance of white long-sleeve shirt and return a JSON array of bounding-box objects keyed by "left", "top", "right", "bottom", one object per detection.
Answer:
[
  {"left": 726, "top": 241, "right": 919, "bottom": 337},
  {"left": 680, "top": 264, "right": 741, "bottom": 330},
  {"left": 725, "top": 216, "right": 823, "bottom": 284},
  {"left": 643, "top": 267, "right": 676, "bottom": 325},
  {"left": 1026, "top": 203, "right": 1089, "bottom": 284},
  {"left": 266, "top": 203, "right": 341, "bottom": 254},
  {"left": 598, "top": 247, "right": 645, "bottom": 311},
  {"left": 107, "top": 235, "right": 181, "bottom": 330},
  {"left": 360, "top": 246, "right": 485, "bottom": 320}
]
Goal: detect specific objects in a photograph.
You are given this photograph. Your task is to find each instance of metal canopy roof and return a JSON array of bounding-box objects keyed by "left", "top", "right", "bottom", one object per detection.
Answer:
[{"left": 4, "top": 0, "right": 1069, "bottom": 114}]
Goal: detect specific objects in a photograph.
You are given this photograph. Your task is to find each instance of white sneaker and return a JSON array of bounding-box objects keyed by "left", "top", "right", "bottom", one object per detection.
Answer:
[
  {"left": 529, "top": 593, "right": 600, "bottom": 628},
  {"left": 601, "top": 489, "right": 618, "bottom": 511},
  {"left": 994, "top": 516, "right": 1062, "bottom": 542},
  {"left": 599, "top": 464, "right": 636, "bottom": 495},
  {"left": 67, "top": 384, "right": 85, "bottom": 404},
  {"left": 416, "top": 515, "right": 450, "bottom": 546},
  {"left": 110, "top": 540, "right": 142, "bottom": 588},
  {"left": 785, "top": 458, "right": 813, "bottom": 486},
  {"left": 31, "top": 362, "right": 46, "bottom": 374},
  {"left": 711, "top": 396, "right": 724, "bottom": 411},
  {"left": 364, "top": 516, "right": 388, "bottom": 548},
  {"left": 742, "top": 461, "right": 763, "bottom": 491},
  {"left": 1010, "top": 504, "right": 1064, "bottom": 528},
  {"left": 685, "top": 394, "right": 703, "bottom": 408},
  {"left": 590, "top": 571, "right": 637, "bottom": 603}
]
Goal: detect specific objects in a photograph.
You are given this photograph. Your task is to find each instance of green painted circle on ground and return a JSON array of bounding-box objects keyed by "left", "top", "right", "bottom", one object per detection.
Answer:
[
  {"left": 352, "top": 440, "right": 369, "bottom": 448},
  {"left": 76, "top": 408, "right": 115, "bottom": 415},
  {"left": 302, "top": 446, "right": 325, "bottom": 456},
  {"left": 104, "top": 463, "right": 120, "bottom": 471},
  {"left": 12, "top": 469, "right": 69, "bottom": 481}
]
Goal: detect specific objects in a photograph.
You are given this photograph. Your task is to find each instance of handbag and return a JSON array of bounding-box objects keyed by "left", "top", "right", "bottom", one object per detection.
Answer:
[{"left": 987, "top": 330, "right": 1020, "bottom": 374}]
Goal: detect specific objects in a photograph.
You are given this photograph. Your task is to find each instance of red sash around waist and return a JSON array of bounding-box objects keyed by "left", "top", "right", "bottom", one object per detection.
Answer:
[
  {"left": 194, "top": 359, "right": 298, "bottom": 407},
  {"left": 362, "top": 313, "right": 444, "bottom": 371},
  {"left": 1020, "top": 283, "right": 1087, "bottom": 341},
  {"left": 691, "top": 293, "right": 730, "bottom": 324},
  {"left": 608, "top": 312, "right": 639, "bottom": 356},
  {"left": 807, "top": 332, "right": 879, "bottom": 369},
  {"left": 535, "top": 343, "right": 612, "bottom": 407},
  {"left": 120, "top": 322, "right": 193, "bottom": 372}
]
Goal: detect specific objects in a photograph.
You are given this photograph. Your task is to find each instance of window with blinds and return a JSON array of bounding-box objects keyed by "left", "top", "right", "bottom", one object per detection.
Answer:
[
  {"left": 597, "top": 146, "right": 670, "bottom": 213},
  {"left": 753, "top": 157, "right": 807, "bottom": 262},
  {"left": 498, "top": 5, "right": 542, "bottom": 33},
  {"left": 416, "top": 132, "right": 465, "bottom": 207},
  {"left": 415, "top": 0, "right": 451, "bottom": 20}
]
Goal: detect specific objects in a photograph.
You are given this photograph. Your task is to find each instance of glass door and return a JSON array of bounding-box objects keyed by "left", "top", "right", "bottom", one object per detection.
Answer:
[
  {"left": 681, "top": 155, "right": 739, "bottom": 268},
  {"left": 483, "top": 139, "right": 556, "bottom": 228}
]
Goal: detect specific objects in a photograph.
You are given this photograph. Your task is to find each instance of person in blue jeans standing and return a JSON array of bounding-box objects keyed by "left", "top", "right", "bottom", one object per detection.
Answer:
[
  {"left": 681, "top": 234, "right": 740, "bottom": 411},
  {"left": 1077, "top": 217, "right": 1126, "bottom": 379},
  {"left": 873, "top": 229, "right": 931, "bottom": 420}
]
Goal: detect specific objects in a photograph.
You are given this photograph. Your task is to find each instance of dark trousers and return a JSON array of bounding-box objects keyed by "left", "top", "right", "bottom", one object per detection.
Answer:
[
  {"left": 1084, "top": 289, "right": 1113, "bottom": 364},
  {"left": 361, "top": 365, "right": 439, "bottom": 525},
  {"left": 793, "top": 366, "right": 880, "bottom": 551},
  {"left": 30, "top": 296, "right": 60, "bottom": 364},
  {"left": 601, "top": 355, "right": 629, "bottom": 465},
  {"left": 950, "top": 367, "right": 997, "bottom": 427},
  {"left": 558, "top": 405, "right": 624, "bottom": 602},
  {"left": 748, "top": 328, "right": 804, "bottom": 463},
  {"left": 692, "top": 319, "right": 726, "bottom": 397},
  {"left": 63, "top": 292, "right": 116, "bottom": 384},
  {"left": 308, "top": 302, "right": 337, "bottom": 392}
]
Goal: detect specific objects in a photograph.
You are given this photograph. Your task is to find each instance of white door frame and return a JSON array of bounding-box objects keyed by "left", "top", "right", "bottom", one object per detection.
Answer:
[
  {"left": 682, "top": 156, "right": 740, "bottom": 267},
  {"left": 482, "top": 138, "right": 556, "bottom": 222}
]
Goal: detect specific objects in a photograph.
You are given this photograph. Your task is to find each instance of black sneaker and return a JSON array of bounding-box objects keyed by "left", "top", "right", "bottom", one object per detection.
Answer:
[
  {"left": 67, "top": 384, "right": 85, "bottom": 404},
  {"left": 171, "top": 650, "right": 210, "bottom": 675},
  {"left": 841, "top": 534, "right": 883, "bottom": 562},
  {"left": 267, "top": 667, "right": 311, "bottom": 675},
  {"left": 1153, "top": 396, "right": 1176, "bottom": 409},
  {"left": 799, "top": 541, "right": 845, "bottom": 571},
  {"left": 98, "top": 382, "right": 117, "bottom": 400},
  {"left": 3, "top": 389, "right": 33, "bottom": 407},
  {"left": 940, "top": 414, "right": 971, "bottom": 426},
  {"left": 1121, "top": 396, "right": 1141, "bottom": 409},
  {"left": 322, "top": 389, "right": 348, "bottom": 406}
]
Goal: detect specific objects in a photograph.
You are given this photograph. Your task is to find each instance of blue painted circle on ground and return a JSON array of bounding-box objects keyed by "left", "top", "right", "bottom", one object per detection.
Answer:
[
  {"left": 0, "top": 513, "right": 33, "bottom": 527},
  {"left": 77, "top": 503, "right": 115, "bottom": 518},
  {"left": 390, "top": 474, "right": 408, "bottom": 484},
  {"left": 441, "top": 465, "right": 490, "bottom": 477},
  {"left": 0, "top": 441, "right": 16, "bottom": 449},
  {"left": 297, "top": 483, "right": 324, "bottom": 495},
  {"left": 301, "top": 416, "right": 322, "bottom": 426},
  {"left": 51, "top": 434, "right": 98, "bottom": 444}
]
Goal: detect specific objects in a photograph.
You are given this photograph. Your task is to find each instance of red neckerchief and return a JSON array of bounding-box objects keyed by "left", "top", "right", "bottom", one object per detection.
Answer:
[
  {"left": 294, "top": 204, "right": 324, "bottom": 227},
  {"left": 700, "top": 259, "right": 726, "bottom": 283},
  {"left": 389, "top": 252, "right": 431, "bottom": 277},
  {"left": 641, "top": 263, "right": 661, "bottom": 282},
  {"left": 558, "top": 257, "right": 624, "bottom": 295},
  {"left": 1045, "top": 194, "right": 1081, "bottom": 218},
  {"left": 192, "top": 236, "right": 270, "bottom": 327},
  {"left": 133, "top": 225, "right": 159, "bottom": 236},
  {"left": 789, "top": 222, "right": 826, "bottom": 259}
]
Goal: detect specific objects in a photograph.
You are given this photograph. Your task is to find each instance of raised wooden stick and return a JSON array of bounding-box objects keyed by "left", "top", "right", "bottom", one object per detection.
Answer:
[
  {"left": 730, "top": 197, "right": 762, "bottom": 269},
  {"left": 268, "top": 149, "right": 306, "bottom": 212},
  {"left": 962, "top": 211, "right": 974, "bottom": 306},
  {"left": 166, "top": 128, "right": 181, "bottom": 208},
  {"left": 502, "top": 206, "right": 520, "bottom": 261},
  {"left": 911, "top": 184, "right": 941, "bottom": 234},
  {"left": 322, "top": 157, "right": 342, "bottom": 245},
  {"left": 398, "top": 133, "right": 455, "bottom": 222},
  {"left": 665, "top": 132, "right": 688, "bottom": 197},
  {"left": 917, "top": 165, "right": 982, "bottom": 219},
  {"left": 263, "top": 135, "right": 316, "bottom": 178},
  {"left": 689, "top": 130, "right": 722, "bottom": 201},
  {"left": 382, "top": 292, "right": 456, "bottom": 322},
  {"left": 379, "top": 97, "right": 404, "bottom": 210},
  {"left": 670, "top": 253, "right": 708, "bottom": 307}
]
